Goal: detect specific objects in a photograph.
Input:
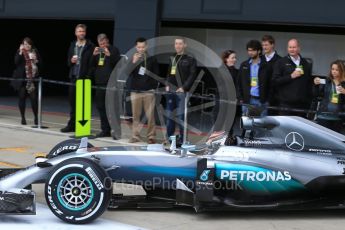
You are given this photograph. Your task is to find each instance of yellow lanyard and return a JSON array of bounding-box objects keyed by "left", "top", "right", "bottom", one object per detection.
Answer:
[
  {"left": 172, "top": 53, "right": 183, "bottom": 67},
  {"left": 170, "top": 54, "right": 183, "bottom": 75},
  {"left": 98, "top": 52, "right": 105, "bottom": 66},
  {"left": 331, "top": 82, "right": 339, "bottom": 104}
]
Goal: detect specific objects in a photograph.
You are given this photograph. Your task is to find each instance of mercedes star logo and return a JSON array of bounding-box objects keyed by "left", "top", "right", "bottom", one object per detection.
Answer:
[{"left": 285, "top": 132, "right": 305, "bottom": 151}]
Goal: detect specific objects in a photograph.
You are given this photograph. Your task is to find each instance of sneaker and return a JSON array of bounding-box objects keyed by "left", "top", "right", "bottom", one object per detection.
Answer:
[
  {"left": 96, "top": 131, "right": 111, "bottom": 138},
  {"left": 225, "top": 136, "right": 237, "bottom": 146},
  {"left": 148, "top": 139, "right": 156, "bottom": 144},
  {"left": 60, "top": 126, "right": 74, "bottom": 133},
  {"left": 162, "top": 140, "right": 170, "bottom": 149},
  {"left": 128, "top": 137, "right": 141, "bottom": 143}
]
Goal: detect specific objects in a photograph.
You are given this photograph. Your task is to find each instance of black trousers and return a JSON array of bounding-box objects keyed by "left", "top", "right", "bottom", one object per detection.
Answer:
[
  {"left": 267, "top": 97, "right": 280, "bottom": 116},
  {"left": 67, "top": 78, "right": 76, "bottom": 128},
  {"left": 95, "top": 87, "right": 110, "bottom": 132},
  {"left": 18, "top": 86, "right": 38, "bottom": 119}
]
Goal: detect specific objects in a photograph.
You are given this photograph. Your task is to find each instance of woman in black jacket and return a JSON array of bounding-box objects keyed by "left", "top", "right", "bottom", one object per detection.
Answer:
[
  {"left": 12, "top": 37, "right": 41, "bottom": 125},
  {"left": 314, "top": 60, "right": 345, "bottom": 132},
  {"left": 222, "top": 49, "right": 240, "bottom": 113},
  {"left": 221, "top": 50, "right": 239, "bottom": 144},
  {"left": 222, "top": 50, "right": 239, "bottom": 89}
]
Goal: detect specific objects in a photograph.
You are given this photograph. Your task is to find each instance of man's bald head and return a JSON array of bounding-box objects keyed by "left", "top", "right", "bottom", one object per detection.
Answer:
[
  {"left": 287, "top": 38, "right": 301, "bottom": 58},
  {"left": 288, "top": 39, "right": 300, "bottom": 47}
]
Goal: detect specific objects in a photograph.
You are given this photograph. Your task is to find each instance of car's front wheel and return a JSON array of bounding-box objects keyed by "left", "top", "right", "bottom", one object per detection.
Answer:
[{"left": 45, "top": 158, "right": 112, "bottom": 224}]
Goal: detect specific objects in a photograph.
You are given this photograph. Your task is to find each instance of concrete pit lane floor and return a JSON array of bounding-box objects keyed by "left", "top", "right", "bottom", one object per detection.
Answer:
[
  {"left": 0, "top": 203, "right": 144, "bottom": 230},
  {"left": 2, "top": 113, "right": 345, "bottom": 229}
]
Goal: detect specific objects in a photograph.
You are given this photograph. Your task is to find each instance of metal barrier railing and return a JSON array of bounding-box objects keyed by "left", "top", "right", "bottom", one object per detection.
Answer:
[{"left": 0, "top": 76, "right": 344, "bottom": 142}]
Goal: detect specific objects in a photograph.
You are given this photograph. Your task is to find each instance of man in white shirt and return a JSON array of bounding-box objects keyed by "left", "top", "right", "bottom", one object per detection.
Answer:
[
  {"left": 272, "top": 39, "right": 313, "bottom": 117},
  {"left": 261, "top": 35, "right": 281, "bottom": 115}
]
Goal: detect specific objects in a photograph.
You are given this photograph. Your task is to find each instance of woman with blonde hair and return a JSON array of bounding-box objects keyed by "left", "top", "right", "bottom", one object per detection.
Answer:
[{"left": 314, "top": 60, "right": 345, "bottom": 132}]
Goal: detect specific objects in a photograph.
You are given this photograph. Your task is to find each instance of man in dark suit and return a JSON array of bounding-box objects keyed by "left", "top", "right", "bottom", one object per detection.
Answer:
[
  {"left": 238, "top": 40, "right": 270, "bottom": 117},
  {"left": 261, "top": 35, "right": 281, "bottom": 115},
  {"left": 89, "top": 33, "right": 120, "bottom": 138},
  {"left": 273, "top": 38, "right": 313, "bottom": 117}
]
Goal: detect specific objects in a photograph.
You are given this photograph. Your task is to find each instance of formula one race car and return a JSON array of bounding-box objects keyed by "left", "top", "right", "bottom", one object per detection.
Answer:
[{"left": 1, "top": 116, "right": 345, "bottom": 224}]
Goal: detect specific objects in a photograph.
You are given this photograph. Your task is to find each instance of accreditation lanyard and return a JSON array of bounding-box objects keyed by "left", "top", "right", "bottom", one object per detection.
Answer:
[
  {"left": 251, "top": 77, "right": 258, "bottom": 87},
  {"left": 170, "top": 54, "right": 183, "bottom": 76},
  {"left": 331, "top": 82, "right": 339, "bottom": 104},
  {"left": 250, "top": 60, "right": 260, "bottom": 87},
  {"left": 138, "top": 53, "right": 147, "bottom": 76},
  {"left": 98, "top": 52, "right": 105, "bottom": 66}
]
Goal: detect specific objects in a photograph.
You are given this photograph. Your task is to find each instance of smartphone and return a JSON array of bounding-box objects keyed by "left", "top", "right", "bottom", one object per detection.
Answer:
[{"left": 319, "top": 79, "right": 326, "bottom": 84}]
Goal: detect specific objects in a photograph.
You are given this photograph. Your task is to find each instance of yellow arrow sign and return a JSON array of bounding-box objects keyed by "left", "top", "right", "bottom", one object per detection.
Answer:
[{"left": 75, "top": 79, "right": 92, "bottom": 137}]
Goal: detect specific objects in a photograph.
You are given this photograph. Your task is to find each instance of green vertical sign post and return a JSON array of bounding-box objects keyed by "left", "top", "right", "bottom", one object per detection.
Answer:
[{"left": 75, "top": 79, "right": 91, "bottom": 138}]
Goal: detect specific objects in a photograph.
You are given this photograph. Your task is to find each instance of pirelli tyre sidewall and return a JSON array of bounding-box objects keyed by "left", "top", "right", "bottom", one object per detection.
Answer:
[
  {"left": 47, "top": 139, "right": 94, "bottom": 159},
  {"left": 45, "top": 158, "right": 112, "bottom": 224}
]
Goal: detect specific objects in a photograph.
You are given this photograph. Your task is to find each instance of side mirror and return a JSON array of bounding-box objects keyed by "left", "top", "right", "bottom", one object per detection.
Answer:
[{"left": 241, "top": 116, "right": 278, "bottom": 130}]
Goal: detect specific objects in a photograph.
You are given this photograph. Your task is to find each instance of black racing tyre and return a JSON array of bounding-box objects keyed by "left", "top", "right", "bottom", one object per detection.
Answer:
[
  {"left": 47, "top": 139, "right": 94, "bottom": 159},
  {"left": 45, "top": 158, "right": 112, "bottom": 224}
]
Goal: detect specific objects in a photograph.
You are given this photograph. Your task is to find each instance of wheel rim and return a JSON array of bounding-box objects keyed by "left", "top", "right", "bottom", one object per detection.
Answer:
[{"left": 57, "top": 173, "right": 94, "bottom": 211}]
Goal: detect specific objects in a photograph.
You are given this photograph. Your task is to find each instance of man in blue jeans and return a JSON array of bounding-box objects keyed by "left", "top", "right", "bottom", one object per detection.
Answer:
[
  {"left": 165, "top": 37, "right": 197, "bottom": 145},
  {"left": 238, "top": 40, "right": 270, "bottom": 117}
]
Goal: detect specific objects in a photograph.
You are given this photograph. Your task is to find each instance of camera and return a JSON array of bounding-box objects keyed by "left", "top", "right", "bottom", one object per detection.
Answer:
[{"left": 98, "top": 48, "right": 105, "bottom": 53}]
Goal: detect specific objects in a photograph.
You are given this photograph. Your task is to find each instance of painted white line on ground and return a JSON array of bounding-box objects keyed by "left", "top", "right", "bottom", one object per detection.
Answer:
[
  {"left": 0, "top": 122, "right": 145, "bottom": 146},
  {"left": 0, "top": 203, "right": 145, "bottom": 230},
  {"left": 0, "top": 114, "right": 102, "bottom": 130}
]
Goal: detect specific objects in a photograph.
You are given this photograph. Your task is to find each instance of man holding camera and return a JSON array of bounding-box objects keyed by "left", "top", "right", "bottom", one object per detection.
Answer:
[
  {"left": 89, "top": 33, "right": 120, "bottom": 138},
  {"left": 128, "top": 37, "right": 159, "bottom": 144},
  {"left": 61, "top": 24, "right": 94, "bottom": 132},
  {"left": 273, "top": 38, "right": 313, "bottom": 117}
]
